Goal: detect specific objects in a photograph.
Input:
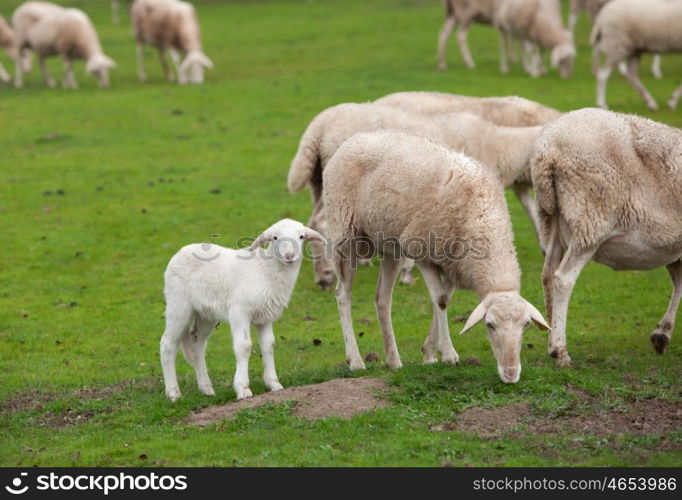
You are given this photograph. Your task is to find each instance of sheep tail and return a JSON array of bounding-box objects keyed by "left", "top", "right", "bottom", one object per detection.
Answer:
[
  {"left": 287, "top": 118, "right": 322, "bottom": 193},
  {"left": 443, "top": 0, "right": 453, "bottom": 18},
  {"left": 530, "top": 149, "right": 557, "bottom": 217}
]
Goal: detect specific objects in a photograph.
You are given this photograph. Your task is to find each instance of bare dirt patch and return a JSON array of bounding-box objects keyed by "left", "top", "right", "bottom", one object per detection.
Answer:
[
  {"left": 188, "top": 377, "right": 389, "bottom": 426},
  {"left": 433, "top": 398, "right": 682, "bottom": 439}
]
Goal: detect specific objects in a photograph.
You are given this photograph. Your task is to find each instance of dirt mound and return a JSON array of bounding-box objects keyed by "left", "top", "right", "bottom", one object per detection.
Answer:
[
  {"left": 188, "top": 377, "right": 388, "bottom": 426},
  {"left": 433, "top": 398, "right": 682, "bottom": 438}
]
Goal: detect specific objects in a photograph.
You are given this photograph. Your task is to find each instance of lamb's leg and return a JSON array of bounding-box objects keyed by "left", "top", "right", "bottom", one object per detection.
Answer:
[
  {"left": 308, "top": 196, "right": 334, "bottom": 290},
  {"left": 374, "top": 255, "right": 403, "bottom": 369},
  {"left": 548, "top": 243, "right": 596, "bottom": 367},
  {"left": 158, "top": 48, "right": 175, "bottom": 82},
  {"left": 512, "top": 184, "right": 543, "bottom": 253},
  {"left": 650, "top": 260, "right": 682, "bottom": 354},
  {"left": 417, "top": 262, "right": 459, "bottom": 365},
  {"left": 40, "top": 56, "right": 55, "bottom": 88},
  {"left": 498, "top": 31, "right": 510, "bottom": 74},
  {"left": 228, "top": 312, "right": 253, "bottom": 400},
  {"left": 160, "top": 302, "right": 194, "bottom": 401},
  {"left": 667, "top": 85, "right": 682, "bottom": 110},
  {"left": 334, "top": 250, "right": 365, "bottom": 370},
  {"left": 623, "top": 57, "right": 658, "bottom": 111},
  {"left": 62, "top": 57, "right": 77, "bottom": 89},
  {"left": 651, "top": 54, "right": 662, "bottom": 80},
  {"left": 541, "top": 215, "right": 563, "bottom": 325},
  {"left": 257, "top": 322, "right": 283, "bottom": 391},
  {"left": 14, "top": 48, "right": 25, "bottom": 88},
  {"left": 456, "top": 20, "right": 475, "bottom": 69},
  {"left": 180, "top": 317, "right": 215, "bottom": 396},
  {"left": 398, "top": 258, "right": 416, "bottom": 285},
  {"left": 0, "top": 62, "right": 9, "bottom": 83},
  {"left": 437, "top": 14, "right": 457, "bottom": 70},
  {"left": 595, "top": 63, "right": 613, "bottom": 109},
  {"left": 136, "top": 43, "right": 147, "bottom": 82}
]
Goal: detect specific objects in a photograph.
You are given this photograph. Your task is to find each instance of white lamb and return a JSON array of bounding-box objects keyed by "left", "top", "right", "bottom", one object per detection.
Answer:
[
  {"left": 591, "top": 0, "right": 682, "bottom": 110},
  {"left": 494, "top": 0, "right": 576, "bottom": 78},
  {"left": 531, "top": 108, "right": 682, "bottom": 367},
  {"left": 160, "top": 219, "right": 323, "bottom": 401},
  {"left": 324, "top": 130, "right": 549, "bottom": 383},
  {"left": 132, "top": 0, "right": 213, "bottom": 85},
  {"left": 12, "top": 2, "right": 116, "bottom": 89}
]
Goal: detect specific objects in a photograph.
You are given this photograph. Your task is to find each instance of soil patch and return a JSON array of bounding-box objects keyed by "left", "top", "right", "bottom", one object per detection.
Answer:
[{"left": 188, "top": 377, "right": 388, "bottom": 426}]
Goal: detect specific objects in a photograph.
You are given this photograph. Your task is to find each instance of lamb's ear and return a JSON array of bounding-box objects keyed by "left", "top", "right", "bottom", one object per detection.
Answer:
[
  {"left": 460, "top": 301, "right": 488, "bottom": 335},
  {"left": 526, "top": 300, "right": 551, "bottom": 331},
  {"left": 249, "top": 231, "right": 272, "bottom": 250},
  {"left": 303, "top": 227, "right": 324, "bottom": 243}
]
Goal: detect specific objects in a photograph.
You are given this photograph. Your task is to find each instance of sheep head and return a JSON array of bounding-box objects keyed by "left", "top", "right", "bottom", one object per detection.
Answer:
[
  {"left": 179, "top": 50, "right": 214, "bottom": 85},
  {"left": 551, "top": 41, "right": 576, "bottom": 79},
  {"left": 249, "top": 219, "right": 324, "bottom": 265},
  {"left": 86, "top": 53, "right": 117, "bottom": 88}
]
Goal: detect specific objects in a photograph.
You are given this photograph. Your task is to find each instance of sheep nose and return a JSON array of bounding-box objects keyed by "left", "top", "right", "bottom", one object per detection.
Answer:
[
  {"left": 498, "top": 365, "right": 520, "bottom": 384},
  {"left": 284, "top": 252, "right": 295, "bottom": 261}
]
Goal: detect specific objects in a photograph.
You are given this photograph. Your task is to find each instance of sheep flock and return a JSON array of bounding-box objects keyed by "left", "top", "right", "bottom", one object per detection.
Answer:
[{"left": 0, "top": 1, "right": 678, "bottom": 402}]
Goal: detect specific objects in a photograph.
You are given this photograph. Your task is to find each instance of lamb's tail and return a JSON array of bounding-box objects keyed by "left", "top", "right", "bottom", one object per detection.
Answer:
[{"left": 287, "top": 118, "right": 322, "bottom": 193}]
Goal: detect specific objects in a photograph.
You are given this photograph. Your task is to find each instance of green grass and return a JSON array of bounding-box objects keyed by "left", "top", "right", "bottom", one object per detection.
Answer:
[{"left": 0, "top": 0, "right": 681, "bottom": 466}]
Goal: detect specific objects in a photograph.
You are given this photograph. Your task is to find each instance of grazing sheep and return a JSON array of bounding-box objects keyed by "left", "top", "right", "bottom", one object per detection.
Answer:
[
  {"left": 531, "top": 108, "right": 682, "bottom": 367},
  {"left": 132, "top": 0, "right": 213, "bottom": 85},
  {"left": 568, "top": 0, "right": 663, "bottom": 79},
  {"left": 591, "top": 0, "right": 682, "bottom": 110},
  {"left": 12, "top": 2, "right": 116, "bottom": 89},
  {"left": 288, "top": 102, "right": 547, "bottom": 289},
  {"left": 161, "top": 219, "right": 324, "bottom": 401},
  {"left": 324, "top": 130, "right": 549, "bottom": 383},
  {"left": 494, "top": 0, "right": 576, "bottom": 78},
  {"left": 374, "top": 91, "right": 561, "bottom": 126},
  {"left": 0, "top": 16, "right": 17, "bottom": 82}
]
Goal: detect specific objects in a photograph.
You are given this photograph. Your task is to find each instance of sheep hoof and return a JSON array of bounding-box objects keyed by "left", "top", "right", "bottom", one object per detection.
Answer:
[
  {"left": 236, "top": 388, "right": 253, "bottom": 400},
  {"left": 442, "top": 356, "right": 459, "bottom": 366},
  {"left": 646, "top": 101, "right": 659, "bottom": 111},
  {"left": 399, "top": 275, "right": 416, "bottom": 286},
  {"left": 668, "top": 100, "right": 677, "bottom": 111},
  {"left": 550, "top": 349, "right": 571, "bottom": 367},
  {"left": 386, "top": 360, "right": 403, "bottom": 369},
  {"left": 267, "top": 382, "right": 284, "bottom": 392},
  {"left": 199, "top": 386, "right": 215, "bottom": 397},
  {"left": 650, "top": 333, "right": 669, "bottom": 354},
  {"left": 348, "top": 359, "right": 366, "bottom": 371},
  {"left": 166, "top": 388, "right": 182, "bottom": 402},
  {"left": 438, "top": 62, "right": 446, "bottom": 71}
]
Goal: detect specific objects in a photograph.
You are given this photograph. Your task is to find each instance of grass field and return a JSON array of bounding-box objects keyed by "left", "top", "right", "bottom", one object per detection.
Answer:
[{"left": 0, "top": 0, "right": 681, "bottom": 467}]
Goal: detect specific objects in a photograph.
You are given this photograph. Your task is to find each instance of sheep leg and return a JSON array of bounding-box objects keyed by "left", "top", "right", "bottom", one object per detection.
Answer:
[
  {"left": 417, "top": 262, "right": 459, "bottom": 365},
  {"left": 308, "top": 196, "right": 334, "bottom": 290},
  {"left": 437, "top": 14, "right": 457, "bottom": 70},
  {"left": 456, "top": 20, "right": 475, "bottom": 69},
  {"left": 651, "top": 54, "right": 662, "bottom": 80},
  {"left": 180, "top": 317, "right": 215, "bottom": 396},
  {"left": 39, "top": 56, "right": 55, "bottom": 89},
  {"left": 421, "top": 278, "right": 456, "bottom": 364},
  {"left": 136, "top": 43, "right": 147, "bottom": 82},
  {"left": 374, "top": 255, "right": 403, "bottom": 369},
  {"left": 169, "top": 49, "right": 187, "bottom": 85},
  {"left": 522, "top": 41, "right": 541, "bottom": 78},
  {"left": 595, "top": 63, "right": 613, "bottom": 109},
  {"left": 0, "top": 62, "right": 9, "bottom": 83},
  {"left": 567, "top": 11, "right": 579, "bottom": 36},
  {"left": 157, "top": 48, "right": 175, "bottom": 82},
  {"left": 668, "top": 85, "right": 682, "bottom": 110},
  {"left": 112, "top": 0, "right": 120, "bottom": 25},
  {"left": 398, "top": 258, "right": 416, "bottom": 285},
  {"left": 498, "top": 31, "right": 510, "bottom": 74},
  {"left": 512, "top": 184, "right": 543, "bottom": 253},
  {"left": 160, "top": 302, "right": 194, "bottom": 401},
  {"left": 334, "top": 253, "right": 365, "bottom": 370},
  {"left": 541, "top": 215, "right": 563, "bottom": 325},
  {"left": 650, "top": 260, "right": 682, "bottom": 354},
  {"left": 257, "top": 322, "right": 283, "bottom": 391},
  {"left": 229, "top": 312, "right": 253, "bottom": 400},
  {"left": 623, "top": 57, "right": 658, "bottom": 111},
  {"left": 61, "top": 57, "right": 77, "bottom": 89},
  {"left": 548, "top": 244, "right": 596, "bottom": 367},
  {"left": 14, "top": 47, "right": 25, "bottom": 88}
]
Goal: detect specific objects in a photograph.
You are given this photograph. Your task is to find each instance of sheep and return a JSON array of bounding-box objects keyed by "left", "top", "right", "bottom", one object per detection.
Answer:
[
  {"left": 132, "top": 0, "right": 213, "bottom": 85},
  {"left": 374, "top": 91, "right": 562, "bottom": 126},
  {"left": 323, "top": 130, "right": 549, "bottom": 383},
  {"left": 494, "top": 0, "right": 576, "bottom": 78},
  {"left": 568, "top": 0, "right": 663, "bottom": 79},
  {"left": 591, "top": 0, "right": 682, "bottom": 110},
  {"left": 288, "top": 101, "right": 548, "bottom": 289},
  {"left": 531, "top": 108, "right": 682, "bottom": 368},
  {"left": 12, "top": 2, "right": 116, "bottom": 89},
  {"left": 669, "top": 85, "right": 682, "bottom": 110},
  {"left": 160, "top": 219, "right": 324, "bottom": 401},
  {"left": 0, "top": 16, "right": 17, "bottom": 83}
]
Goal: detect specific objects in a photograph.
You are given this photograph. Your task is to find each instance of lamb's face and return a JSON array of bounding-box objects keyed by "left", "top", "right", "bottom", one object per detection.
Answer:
[
  {"left": 461, "top": 292, "right": 550, "bottom": 384},
  {"left": 180, "top": 51, "right": 214, "bottom": 85},
  {"left": 250, "top": 219, "right": 325, "bottom": 266}
]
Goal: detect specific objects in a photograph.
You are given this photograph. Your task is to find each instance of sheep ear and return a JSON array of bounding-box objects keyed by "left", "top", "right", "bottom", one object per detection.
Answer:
[
  {"left": 105, "top": 56, "right": 117, "bottom": 69},
  {"left": 200, "top": 54, "right": 214, "bottom": 69},
  {"left": 526, "top": 300, "right": 551, "bottom": 332},
  {"left": 460, "top": 301, "right": 488, "bottom": 335},
  {"left": 249, "top": 232, "right": 272, "bottom": 250},
  {"left": 303, "top": 227, "right": 324, "bottom": 243}
]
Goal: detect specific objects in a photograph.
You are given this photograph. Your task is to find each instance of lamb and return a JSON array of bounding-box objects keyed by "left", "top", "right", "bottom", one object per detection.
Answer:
[
  {"left": 160, "top": 219, "right": 324, "bottom": 401},
  {"left": 374, "top": 91, "right": 561, "bottom": 125},
  {"left": 494, "top": 0, "right": 576, "bottom": 78},
  {"left": 568, "top": 0, "right": 663, "bottom": 79},
  {"left": 132, "top": 0, "right": 213, "bottom": 85},
  {"left": 591, "top": 0, "right": 682, "bottom": 110},
  {"left": 12, "top": 2, "right": 116, "bottom": 89},
  {"left": 531, "top": 108, "right": 682, "bottom": 368},
  {"left": 0, "top": 16, "right": 17, "bottom": 83},
  {"left": 288, "top": 102, "right": 547, "bottom": 289},
  {"left": 323, "top": 130, "right": 549, "bottom": 383}
]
